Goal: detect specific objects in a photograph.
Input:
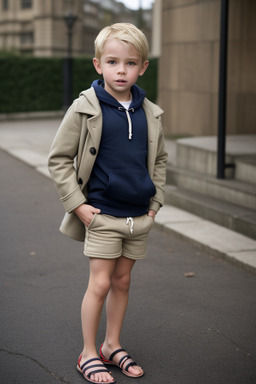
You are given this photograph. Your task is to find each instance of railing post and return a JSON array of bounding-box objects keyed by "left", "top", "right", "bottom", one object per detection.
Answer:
[{"left": 217, "top": 0, "right": 229, "bottom": 179}]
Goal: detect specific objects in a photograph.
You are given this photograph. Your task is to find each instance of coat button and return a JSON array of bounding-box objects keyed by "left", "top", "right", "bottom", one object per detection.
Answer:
[
  {"left": 78, "top": 178, "right": 83, "bottom": 185},
  {"left": 90, "top": 147, "right": 97, "bottom": 155}
]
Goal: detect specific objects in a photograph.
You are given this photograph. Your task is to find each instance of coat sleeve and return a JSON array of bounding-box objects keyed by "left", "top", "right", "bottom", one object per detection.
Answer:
[
  {"left": 149, "top": 117, "right": 168, "bottom": 212},
  {"left": 48, "top": 102, "right": 86, "bottom": 213}
]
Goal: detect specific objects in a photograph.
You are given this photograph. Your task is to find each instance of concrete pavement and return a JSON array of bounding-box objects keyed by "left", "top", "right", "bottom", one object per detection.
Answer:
[
  {"left": 0, "top": 118, "right": 256, "bottom": 273},
  {"left": 1, "top": 148, "right": 256, "bottom": 384}
]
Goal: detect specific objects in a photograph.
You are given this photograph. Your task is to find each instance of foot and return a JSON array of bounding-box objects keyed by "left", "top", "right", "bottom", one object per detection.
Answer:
[
  {"left": 77, "top": 353, "right": 115, "bottom": 383},
  {"left": 99, "top": 344, "right": 144, "bottom": 378}
]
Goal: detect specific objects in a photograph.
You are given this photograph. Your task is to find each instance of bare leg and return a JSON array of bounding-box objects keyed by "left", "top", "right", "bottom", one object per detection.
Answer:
[
  {"left": 80, "top": 257, "right": 116, "bottom": 383},
  {"left": 101, "top": 256, "right": 144, "bottom": 377}
]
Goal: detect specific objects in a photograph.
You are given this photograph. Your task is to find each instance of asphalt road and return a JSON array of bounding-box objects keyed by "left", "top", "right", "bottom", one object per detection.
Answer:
[{"left": 0, "top": 149, "right": 256, "bottom": 384}]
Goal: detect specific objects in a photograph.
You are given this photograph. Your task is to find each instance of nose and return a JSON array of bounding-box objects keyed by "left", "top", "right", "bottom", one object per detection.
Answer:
[{"left": 117, "top": 64, "right": 126, "bottom": 74}]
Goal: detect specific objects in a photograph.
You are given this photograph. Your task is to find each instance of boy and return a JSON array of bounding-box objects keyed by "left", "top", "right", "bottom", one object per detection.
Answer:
[{"left": 48, "top": 23, "right": 167, "bottom": 384}]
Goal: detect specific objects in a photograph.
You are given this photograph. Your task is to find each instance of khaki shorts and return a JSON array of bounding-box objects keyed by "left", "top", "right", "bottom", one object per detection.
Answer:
[{"left": 84, "top": 214, "right": 154, "bottom": 260}]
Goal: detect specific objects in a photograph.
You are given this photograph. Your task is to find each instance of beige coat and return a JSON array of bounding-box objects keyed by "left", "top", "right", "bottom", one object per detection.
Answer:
[{"left": 48, "top": 87, "right": 168, "bottom": 241}]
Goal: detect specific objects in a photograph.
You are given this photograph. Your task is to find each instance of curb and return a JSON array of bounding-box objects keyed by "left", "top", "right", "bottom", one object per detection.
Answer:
[{"left": 0, "top": 110, "right": 64, "bottom": 122}]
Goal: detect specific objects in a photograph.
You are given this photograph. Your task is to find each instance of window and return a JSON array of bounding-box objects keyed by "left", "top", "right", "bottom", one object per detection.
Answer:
[
  {"left": 20, "top": 32, "right": 34, "bottom": 45},
  {"left": 21, "top": 0, "right": 32, "bottom": 9},
  {"left": 2, "top": 0, "right": 8, "bottom": 10}
]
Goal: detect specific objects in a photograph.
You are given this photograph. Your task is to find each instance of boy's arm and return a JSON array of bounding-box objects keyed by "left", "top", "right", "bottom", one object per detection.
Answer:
[
  {"left": 149, "top": 124, "right": 168, "bottom": 213},
  {"left": 48, "top": 103, "right": 86, "bottom": 213}
]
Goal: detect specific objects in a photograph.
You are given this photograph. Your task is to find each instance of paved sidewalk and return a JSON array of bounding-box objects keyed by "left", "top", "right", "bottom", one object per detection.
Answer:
[
  {"left": 1, "top": 147, "right": 255, "bottom": 384},
  {"left": 0, "top": 118, "right": 256, "bottom": 273}
]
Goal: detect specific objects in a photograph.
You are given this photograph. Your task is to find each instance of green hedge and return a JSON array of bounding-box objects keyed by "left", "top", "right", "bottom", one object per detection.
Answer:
[
  {"left": 0, "top": 57, "right": 158, "bottom": 113},
  {"left": 137, "top": 57, "right": 158, "bottom": 102},
  {"left": 0, "top": 57, "right": 62, "bottom": 113}
]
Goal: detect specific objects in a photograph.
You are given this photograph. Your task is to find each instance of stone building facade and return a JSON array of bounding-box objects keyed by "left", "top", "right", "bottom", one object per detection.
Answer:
[
  {"left": 0, "top": 0, "right": 152, "bottom": 57},
  {"left": 158, "top": 0, "right": 256, "bottom": 136}
]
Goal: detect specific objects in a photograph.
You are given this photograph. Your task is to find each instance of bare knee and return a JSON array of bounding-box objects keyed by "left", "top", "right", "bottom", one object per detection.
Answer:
[
  {"left": 111, "top": 272, "right": 131, "bottom": 293},
  {"left": 89, "top": 274, "right": 112, "bottom": 300}
]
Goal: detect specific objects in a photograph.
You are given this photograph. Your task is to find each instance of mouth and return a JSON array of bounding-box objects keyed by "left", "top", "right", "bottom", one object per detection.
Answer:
[{"left": 116, "top": 79, "right": 127, "bottom": 84}]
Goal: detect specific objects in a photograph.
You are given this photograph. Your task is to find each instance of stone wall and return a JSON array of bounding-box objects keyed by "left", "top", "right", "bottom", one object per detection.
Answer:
[{"left": 158, "top": 0, "right": 256, "bottom": 136}]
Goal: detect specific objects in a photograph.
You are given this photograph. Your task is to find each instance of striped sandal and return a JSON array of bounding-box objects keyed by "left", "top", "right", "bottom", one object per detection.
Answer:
[
  {"left": 99, "top": 344, "right": 144, "bottom": 378},
  {"left": 77, "top": 354, "right": 115, "bottom": 384}
]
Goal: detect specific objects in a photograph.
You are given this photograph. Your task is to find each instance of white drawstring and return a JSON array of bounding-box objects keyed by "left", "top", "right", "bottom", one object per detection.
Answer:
[
  {"left": 118, "top": 107, "right": 134, "bottom": 140},
  {"left": 125, "top": 109, "right": 133, "bottom": 140},
  {"left": 126, "top": 217, "right": 134, "bottom": 234}
]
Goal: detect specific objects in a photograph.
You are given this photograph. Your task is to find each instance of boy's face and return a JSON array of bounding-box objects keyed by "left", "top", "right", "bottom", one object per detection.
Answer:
[{"left": 93, "top": 38, "right": 149, "bottom": 101}]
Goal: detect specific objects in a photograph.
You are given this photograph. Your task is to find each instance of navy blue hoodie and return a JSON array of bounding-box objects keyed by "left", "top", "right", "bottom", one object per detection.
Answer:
[{"left": 87, "top": 79, "right": 156, "bottom": 217}]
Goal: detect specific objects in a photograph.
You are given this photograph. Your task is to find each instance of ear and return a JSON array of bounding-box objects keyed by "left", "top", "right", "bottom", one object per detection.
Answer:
[
  {"left": 93, "top": 57, "right": 102, "bottom": 75},
  {"left": 139, "top": 60, "right": 149, "bottom": 76}
]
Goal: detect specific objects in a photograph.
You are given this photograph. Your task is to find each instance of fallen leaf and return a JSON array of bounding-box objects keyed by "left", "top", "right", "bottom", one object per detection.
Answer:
[{"left": 184, "top": 272, "right": 195, "bottom": 277}]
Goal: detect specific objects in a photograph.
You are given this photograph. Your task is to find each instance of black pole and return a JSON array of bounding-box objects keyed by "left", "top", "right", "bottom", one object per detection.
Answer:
[
  {"left": 63, "top": 12, "right": 77, "bottom": 111},
  {"left": 217, "top": 0, "right": 229, "bottom": 179},
  {"left": 137, "top": 0, "right": 143, "bottom": 28},
  {"left": 63, "top": 57, "right": 72, "bottom": 110}
]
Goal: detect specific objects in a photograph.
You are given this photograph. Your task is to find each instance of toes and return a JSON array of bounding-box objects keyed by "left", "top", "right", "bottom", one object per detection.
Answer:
[
  {"left": 90, "top": 372, "right": 114, "bottom": 383},
  {"left": 128, "top": 365, "right": 143, "bottom": 376}
]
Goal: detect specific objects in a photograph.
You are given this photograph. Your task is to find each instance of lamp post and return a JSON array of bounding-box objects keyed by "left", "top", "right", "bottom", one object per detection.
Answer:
[
  {"left": 137, "top": 0, "right": 143, "bottom": 29},
  {"left": 63, "top": 11, "right": 77, "bottom": 111}
]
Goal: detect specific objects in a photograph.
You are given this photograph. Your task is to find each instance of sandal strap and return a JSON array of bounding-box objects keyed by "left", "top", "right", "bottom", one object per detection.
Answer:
[
  {"left": 108, "top": 349, "right": 138, "bottom": 373},
  {"left": 124, "top": 361, "right": 137, "bottom": 372},
  {"left": 80, "top": 357, "right": 109, "bottom": 375},
  {"left": 119, "top": 355, "right": 137, "bottom": 372},
  {"left": 80, "top": 357, "right": 101, "bottom": 370},
  {"left": 119, "top": 354, "right": 130, "bottom": 368},
  {"left": 83, "top": 364, "right": 108, "bottom": 374},
  {"left": 109, "top": 348, "right": 125, "bottom": 361}
]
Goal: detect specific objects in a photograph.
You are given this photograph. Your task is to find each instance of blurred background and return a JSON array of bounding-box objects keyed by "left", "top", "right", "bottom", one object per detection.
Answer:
[
  {"left": 0, "top": 0, "right": 158, "bottom": 115},
  {"left": 0, "top": 0, "right": 255, "bottom": 138}
]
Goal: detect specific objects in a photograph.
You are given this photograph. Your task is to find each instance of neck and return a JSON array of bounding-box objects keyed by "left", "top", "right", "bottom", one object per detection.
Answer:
[{"left": 118, "top": 92, "right": 132, "bottom": 103}]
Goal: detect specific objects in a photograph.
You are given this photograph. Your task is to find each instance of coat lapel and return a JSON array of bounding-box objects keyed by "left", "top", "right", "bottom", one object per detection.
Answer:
[
  {"left": 75, "top": 88, "right": 103, "bottom": 187},
  {"left": 76, "top": 88, "right": 102, "bottom": 142}
]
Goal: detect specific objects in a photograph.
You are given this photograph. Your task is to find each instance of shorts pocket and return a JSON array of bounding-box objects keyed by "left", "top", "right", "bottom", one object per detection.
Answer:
[
  {"left": 137, "top": 214, "right": 154, "bottom": 235},
  {"left": 145, "top": 214, "right": 154, "bottom": 228},
  {"left": 87, "top": 213, "right": 98, "bottom": 230}
]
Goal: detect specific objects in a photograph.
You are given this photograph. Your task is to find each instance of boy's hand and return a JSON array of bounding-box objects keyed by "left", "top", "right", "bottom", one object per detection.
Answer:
[
  {"left": 74, "top": 204, "right": 101, "bottom": 227},
  {"left": 148, "top": 209, "right": 156, "bottom": 220}
]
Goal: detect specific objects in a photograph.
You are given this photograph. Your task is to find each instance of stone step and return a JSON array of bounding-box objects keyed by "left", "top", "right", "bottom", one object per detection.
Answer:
[
  {"left": 175, "top": 135, "right": 256, "bottom": 178},
  {"left": 165, "top": 185, "right": 256, "bottom": 240},
  {"left": 167, "top": 164, "right": 256, "bottom": 211},
  {"left": 235, "top": 156, "right": 256, "bottom": 185},
  {"left": 176, "top": 139, "right": 234, "bottom": 178}
]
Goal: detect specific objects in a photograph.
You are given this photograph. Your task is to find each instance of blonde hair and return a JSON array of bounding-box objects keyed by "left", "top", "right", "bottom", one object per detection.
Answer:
[{"left": 94, "top": 23, "right": 149, "bottom": 63}]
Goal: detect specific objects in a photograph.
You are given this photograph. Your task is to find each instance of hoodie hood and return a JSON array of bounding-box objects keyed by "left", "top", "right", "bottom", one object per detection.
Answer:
[
  {"left": 91, "top": 79, "right": 146, "bottom": 140},
  {"left": 91, "top": 79, "right": 146, "bottom": 109}
]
